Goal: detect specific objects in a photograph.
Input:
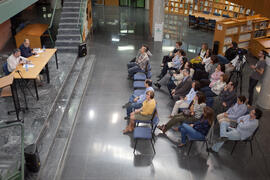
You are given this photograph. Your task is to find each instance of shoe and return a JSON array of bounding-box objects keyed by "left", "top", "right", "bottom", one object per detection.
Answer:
[
  {"left": 123, "top": 129, "right": 132, "bottom": 134},
  {"left": 177, "top": 143, "right": 186, "bottom": 148},
  {"left": 206, "top": 148, "right": 218, "bottom": 153},
  {"left": 154, "top": 82, "right": 161, "bottom": 89},
  {"left": 156, "top": 75, "right": 161, "bottom": 78},
  {"left": 122, "top": 102, "right": 131, "bottom": 109},
  {"left": 124, "top": 116, "right": 130, "bottom": 120}
]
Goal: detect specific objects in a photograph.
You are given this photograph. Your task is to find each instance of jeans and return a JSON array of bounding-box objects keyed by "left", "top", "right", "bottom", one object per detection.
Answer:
[
  {"left": 217, "top": 55, "right": 230, "bottom": 64},
  {"left": 201, "top": 86, "right": 217, "bottom": 97},
  {"left": 211, "top": 121, "right": 241, "bottom": 152},
  {"left": 167, "top": 78, "right": 176, "bottom": 95},
  {"left": 129, "top": 94, "right": 137, "bottom": 103},
  {"left": 178, "top": 123, "right": 205, "bottom": 144},
  {"left": 127, "top": 62, "right": 137, "bottom": 69},
  {"left": 248, "top": 77, "right": 258, "bottom": 105},
  {"left": 128, "top": 65, "right": 143, "bottom": 77},
  {"left": 126, "top": 102, "right": 142, "bottom": 117}
]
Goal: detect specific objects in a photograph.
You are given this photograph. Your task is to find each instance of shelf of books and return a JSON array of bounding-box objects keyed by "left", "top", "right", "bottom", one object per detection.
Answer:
[
  {"left": 165, "top": 0, "right": 255, "bottom": 18},
  {"left": 213, "top": 15, "right": 270, "bottom": 55},
  {"left": 163, "top": 14, "right": 182, "bottom": 40}
]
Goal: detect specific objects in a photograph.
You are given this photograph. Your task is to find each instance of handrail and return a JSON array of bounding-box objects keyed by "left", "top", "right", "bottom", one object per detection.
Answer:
[
  {"left": 49, "top": 0, "right": 60, "bottom": 29},
  {"left": 78, "top": 0, "right": 87, "bottom": 42},
  {"left": 0, "top": 122, "right": 24, "bottom": 180}
]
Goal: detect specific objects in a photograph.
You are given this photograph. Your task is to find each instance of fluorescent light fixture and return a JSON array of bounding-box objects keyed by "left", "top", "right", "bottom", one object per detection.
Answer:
[
  {"left": 120, "top": 30, "right": 128, "bottom": 33},
  {"left": 128, "top": 30, "right": 134, "bottom": 33},
  {"left": 188, "top": 48, "right": 196, "bottom": 53},
  {"left": 118, "top": 45, "right": 135, "bottom": 51},
  {"left": 162, "top": 46, "right": 175, "bottom": 51},
  {"left": 112, "top": 38, "right": 120, "bottom": 42}
]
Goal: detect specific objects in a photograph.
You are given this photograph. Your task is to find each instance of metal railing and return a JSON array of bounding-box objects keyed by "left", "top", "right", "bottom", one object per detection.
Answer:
[{"left": 78, "top": 0, "right": 87, "bottom": 42}]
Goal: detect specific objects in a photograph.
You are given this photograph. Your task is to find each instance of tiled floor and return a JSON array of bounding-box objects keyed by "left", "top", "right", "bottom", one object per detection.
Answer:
[{"left": 60, "top": 6, "right": 270, "bottom": 180}]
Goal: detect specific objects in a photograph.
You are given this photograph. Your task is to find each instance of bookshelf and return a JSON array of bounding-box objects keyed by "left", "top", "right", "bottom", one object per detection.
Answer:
[
  {"left": 165, "top": 0, "right": 255, "bottom": 18},
  {"left": 213, "top": 15, "right": 270, "bottom": 55}
]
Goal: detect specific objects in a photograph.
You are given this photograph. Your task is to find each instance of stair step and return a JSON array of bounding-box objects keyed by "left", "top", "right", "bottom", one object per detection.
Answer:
[
  {"left": 38, "top": 55, "right": 96, "bottom": 180},
  {"left": 57, "top": 34, "right": 81, "bottom": 41},
  {"left": 63, "top": 2, "right": 81, "bottom": 7},
  {"left": 60, "top": 17, "right": 79, "bottom": 23},
  {"left": 61, "top": 12, "right": 80, "bottom": 18},
  {"left": 59, "top": 23, "right": 80, "bottom": 29},
  {"left": 62, "top": 7, "right": 80, "bottom": 13},
  {"left": 56, "top": 46, "right": 79, "bottom": 53},
  {"left": 36, "top": 54, "right": 87, "bottom": 166},
  {"left": 58, "top": 28, "right": 80, "bottom": 34},
  {"left": 64, "top": 0, "right": 81, "bottom": 2},
  {"left": 55, "top": 40, "right": 80, "bottom": 47}
]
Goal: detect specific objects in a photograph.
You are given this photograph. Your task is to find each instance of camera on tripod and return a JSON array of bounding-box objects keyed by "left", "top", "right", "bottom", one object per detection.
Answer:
[{"left": 232, "top": 48, "right": 248, "bottom": 71}]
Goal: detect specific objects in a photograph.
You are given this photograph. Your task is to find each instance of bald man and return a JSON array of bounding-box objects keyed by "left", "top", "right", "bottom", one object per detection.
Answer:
[{"left": 19, "top": 39, "right": 36, "bottom": 58}]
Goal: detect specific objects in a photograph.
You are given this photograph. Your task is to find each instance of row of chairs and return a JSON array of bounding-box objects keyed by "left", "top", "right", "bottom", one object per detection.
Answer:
[
  {"left": 128, "top": 60, "right": 160, "bottom": 154},
  {"left": 202, "top": 11, "right": 231, "bottom": 18},
  {"left": 189, "top": 15, "right": 216, "bottom": 31}
]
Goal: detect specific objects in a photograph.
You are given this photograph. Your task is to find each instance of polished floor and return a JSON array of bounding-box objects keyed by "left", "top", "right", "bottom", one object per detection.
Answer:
[{"left": 60, "top": 6, "right": 270, "bottom": 180}]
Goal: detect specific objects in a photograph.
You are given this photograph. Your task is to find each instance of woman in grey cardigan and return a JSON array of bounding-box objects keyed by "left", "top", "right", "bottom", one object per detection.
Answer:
[{"left": 158, "top": 91, "right": 206, "bottom": 134}]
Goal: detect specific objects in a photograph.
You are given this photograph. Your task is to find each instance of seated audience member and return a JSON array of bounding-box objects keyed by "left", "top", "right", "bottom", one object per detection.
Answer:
[
  {"left": 190, "top": 43, "right": 208, "bottom": 64},
  {"left": 213, "top": 81, "right": 237, "bottom": 113},
  {"left": 123, "top": 91, "right": 156, "bottom": 134},
  {"left": 161, "top": 41, "right": 182, "bottom": 66},
  {"left": 170, "top": 68, "right": 192, "bottom": 101},
  {"left": 200, "top": 74, "right": 228, "bottom": 97},
  {"left": 19, "top": 39, "right": 36, "bottom": 58},
  {"left": 158, "top": 92, "right": 206, "bottom": 133},
  {"left": 128, "top": 45, "right": 152, "bottom": 63},
  {"left": 193, "top": 55, "right": 219, "bottom": 81},
  {"left": 211, "top": 108, "right": 262, "bottom": 152},
  {"left": 217, "top": 42, "right": 238, "bottom": 65},
  {"left": 7, "top": 49, "right": 28, "bottom": 73},
  {"left": 127, "top": 46, "right": 149, "bottom": 78},
  {"left": 170, "top": 81, "right": 200, "bottom": 117},
  {"left": 177, "top": 106, "right": 214, "bottom": 147},
  {"left": 217, "top": 96, "right": 247, "bottom": 124},
  {"left": 248, "top": 50, "right": 267, "bottom": 106},
  {"left": 200, "top": 63, "right": 225, "bottom": 88},
  {"left": 156, "top": 49, "right": 185, "bottom": 81},
  {"left": 193, "top": 49, "right": 212, "bottom": 70},
  {"left": 123, "top": 79, "right": 154, "bottom": 119}
]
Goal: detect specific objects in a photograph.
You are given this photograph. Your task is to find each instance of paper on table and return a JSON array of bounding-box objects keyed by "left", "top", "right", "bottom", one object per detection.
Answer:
[
  {"left": 23, "top": 64, "right": 35, "bottom": 68},
  {"left": 33, "top": 48, "right": 44, "bottom": 54},
  {"left": 34, "top": 54, "right": 40, "bottom": 57}
]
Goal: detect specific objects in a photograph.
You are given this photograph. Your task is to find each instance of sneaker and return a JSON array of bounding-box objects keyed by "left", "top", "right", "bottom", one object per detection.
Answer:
[
  {"left": 122, "top": 102, "right": 131, "bottom": 109},
  {"left": 124, "top": 116, "right": 130, "bottom": 120},
  {"left": 154, "top": 82, "right": 161, "bottom": 89}
]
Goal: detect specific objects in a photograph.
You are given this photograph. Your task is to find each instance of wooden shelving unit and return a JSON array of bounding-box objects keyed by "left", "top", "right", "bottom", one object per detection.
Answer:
[
  {"left": 165, "top": 0, "right": 255, "bottom": 18},
  {"left": 213, "top": 15, "right": 270, "bottom": 55}
]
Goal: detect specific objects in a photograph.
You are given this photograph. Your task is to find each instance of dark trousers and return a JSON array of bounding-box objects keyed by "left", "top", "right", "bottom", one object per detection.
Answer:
[
  {"left": 162, "top": 55, "right": 173, "bottom": 64},
  {"left": 167, "top": 79, "right": 177, "bottom": 96},
  {"left": 248, "top": 77, "right": 259, "bottom": 105}
]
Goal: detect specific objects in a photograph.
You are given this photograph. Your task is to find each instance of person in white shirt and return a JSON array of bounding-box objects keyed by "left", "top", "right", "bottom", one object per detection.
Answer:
[
  {"left": 211, "top": 108, "right": 262, "bottom": 152},
  {"left": 7, "top": 49, "right": 28, "bottom": 73}
]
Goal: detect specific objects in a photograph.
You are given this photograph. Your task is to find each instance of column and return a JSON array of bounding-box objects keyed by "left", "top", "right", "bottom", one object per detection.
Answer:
[
  {"left": 152, "top": 0, "right": 164, "bottom": 41},
  {"left": 257, "top": 58, "right": 270, "bottom": 109}
]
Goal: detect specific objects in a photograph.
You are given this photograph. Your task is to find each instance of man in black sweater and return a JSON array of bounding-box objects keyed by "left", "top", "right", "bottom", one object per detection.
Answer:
[{"left": 19, "top": 39, "right": 36, "bottom": 58}]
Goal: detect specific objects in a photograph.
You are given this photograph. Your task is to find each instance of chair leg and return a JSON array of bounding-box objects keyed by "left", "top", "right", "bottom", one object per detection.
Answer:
[
  {"left": 133, "top": 139, "right": 138, "bottom": 154},
  {"left": 205, "top": 141, "right": 209, "bottom": 156},
  {"left": 250, "top": 141, "right": 253, "bottom": 156},
  {"left": 231, "top": 141, "right": 238, "bottom": 155},
  {"left": 151, "top": 139, "right": 156, "bottom": 154},
  {"left": 188, "top": 141, "right": 193, "bottom": 156}
]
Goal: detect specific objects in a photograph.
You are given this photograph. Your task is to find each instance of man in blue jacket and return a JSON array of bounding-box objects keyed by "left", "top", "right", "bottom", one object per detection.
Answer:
[{"left": 19, "top": 39, "right": 36, "bottom": 58}]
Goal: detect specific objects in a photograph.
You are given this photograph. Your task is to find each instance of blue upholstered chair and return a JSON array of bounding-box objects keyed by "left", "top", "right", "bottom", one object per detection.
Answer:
[
  {"left": 213, "top": 12, "right": 221, "bottom": 16},
  {"left": 188, "top": 15, "right": 197, "bottom": 27},
  {"left": 2, "top": 62, "right": 10, "bottom": 75}
]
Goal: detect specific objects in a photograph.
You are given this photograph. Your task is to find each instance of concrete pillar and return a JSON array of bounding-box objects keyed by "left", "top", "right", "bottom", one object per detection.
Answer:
[
  {"left": 145, "top": 0, "right": 149, "bottom": 10},
  {"left": 257, "top": 58, "right": 270, "bottom": 109},
  {"left": 152, "top": 0, "right": 164, "bottom": 41},
  {"left": 50, "top": 0, "right": 62, "bottom": 10}
]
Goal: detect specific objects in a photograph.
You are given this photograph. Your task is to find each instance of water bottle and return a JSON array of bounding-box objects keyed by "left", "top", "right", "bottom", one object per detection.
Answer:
[{"left": 25, "top": 63, "right": 28, "bottom": 72}]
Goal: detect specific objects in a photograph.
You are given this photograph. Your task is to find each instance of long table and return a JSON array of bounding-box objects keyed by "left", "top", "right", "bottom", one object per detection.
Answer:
[
  {"left": 193, "top": 12, "right": 225, "bottom": 22},
  {"left": 13, "top": 48, "right": 58, "bottom": 100}
]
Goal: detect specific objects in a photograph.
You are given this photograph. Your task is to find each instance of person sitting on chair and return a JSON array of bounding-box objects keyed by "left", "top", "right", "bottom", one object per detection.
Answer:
[
  {"left": 177, "top": 106, "right": 214, "bottom": 147},
  {"left": 123, "top": 79, "right": 154, "bottom": 120},
  {"left": 7, "top": 49, "right": 29, "bottom": 73},
  {"left": 190, "top": 43, "right": 208, "bottom": 64},
  {"left": 211, "top": 108, "right": 262, "bottom": 152},
  {"left": 200, "top": 74, "right": 228, "bottom": 97},
  {"left": 213, "top": 81, "right": 237, "bottom": 113},
  {"left": 127, "top": 46, "right": 150, "bottom": 79},
  {"left": 123, "top": 91, "right": 156, "bottom": 134},
  {"left": 217, "top": 96, "right": 247, "bottom": 124},
  {"left": 158, "top": 91, "right": 206, "bottom": 134},
  {"left": 161, "top": 41, "right": 182, "bottom": 67},
  {"left": 170, "top": 68, "right": 192, "bottom": 101},
  {"left": 19, "top": 39, "right": 37, "bottom": 58}
]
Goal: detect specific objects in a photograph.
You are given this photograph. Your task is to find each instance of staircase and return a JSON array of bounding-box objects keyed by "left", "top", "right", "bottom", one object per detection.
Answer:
[{"left": 55, "top": 0, "right": 85, "bottom": 53}]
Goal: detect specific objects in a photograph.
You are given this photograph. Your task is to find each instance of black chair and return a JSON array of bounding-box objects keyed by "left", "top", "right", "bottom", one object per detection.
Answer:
[
  {"left": 208, "top": 19, "right": 216, "bottom": 31},
  {"left": 230, "top": 127, "right": 259, "bottom": 155},
  {"left": 188, "top": 15, "right": 197, "bottom": 28},
  {"left": 187, "top": 121, "right": 215, "bottom": 156},
  {"left": 213, "top": 12, "right": 221, "bottom": 16},
  {"left": 198, "top": 17, "right": 207, "bottom": 30},
  {"left": 203, "top": 11, "right": 210, "bottom": 14},
  {"left": 222, "top": 14, "right": 230, "bottom": 18}
]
